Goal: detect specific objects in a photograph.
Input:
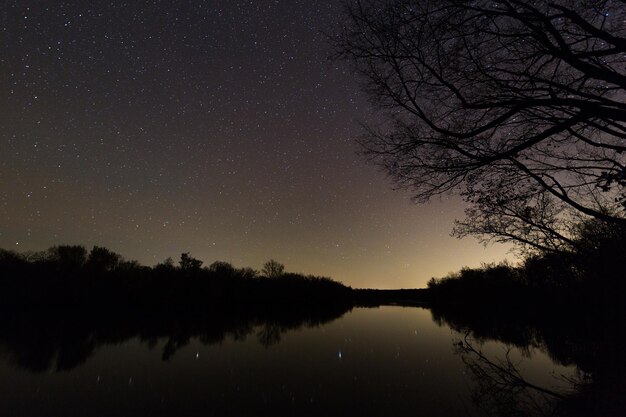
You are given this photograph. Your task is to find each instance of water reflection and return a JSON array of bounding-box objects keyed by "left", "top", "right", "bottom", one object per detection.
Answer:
[
  {"left": 432, "top": 304, "right": 626, "bottom": 417},
  {"left": 0, "top": 306, "right": 622, "bottom": 416},
  {"left": 454, "top": 333, "right": 575, "bottom": 416},
  {"left": 0, "top": 303, "right": 352, "bottom": 372}
]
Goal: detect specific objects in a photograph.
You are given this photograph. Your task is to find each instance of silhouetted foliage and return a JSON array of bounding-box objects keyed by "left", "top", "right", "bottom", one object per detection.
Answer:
[
  {"left": 0, "top": 244, "right": 375, "bottom": 372},
  {"left": 261, "top": 259, "right": 285, "bottom": 278},
  {"left": 0, "top": 248, "right": 24, "bottom": 267},
  {"left": 423, "top": 217, "right": 626, "bottom": 415},
  {"left": 238, "top": 267, "right": 259, "bottom": 280},
  {"left": 570, "top": 217, "right": 626, "bottom": 280},
  {"left": 154, "top": 256, "right": 176, "bottom": 273},
  {"left": 179, "top": 252, "right": 203, "bottom": 271},
  {"left": 208, "top": 260, "right": 236, "bottom": 276},
  {"left": 336, "top": 0, "right": 626, "bottom": 252},
  {"left": 47, "top": 245, "right": 87, "bottom": 272},
  {"left": 0, "top": 245, "right": 364, "bottom": 312},
  {"left": 86, "top": 246, "right": 121, "bottom": 272},
  {"left": 426, "top": 216, "right": 625, "bottom": 309}
]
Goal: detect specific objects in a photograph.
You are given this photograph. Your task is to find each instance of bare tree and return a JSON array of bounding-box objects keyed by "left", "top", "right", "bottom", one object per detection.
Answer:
[
  {"left": 261, "top": 259, "right": 285, "bottom": 278},
  {"left": 336, "top": 0, "right": 626, "bottom": 252}
]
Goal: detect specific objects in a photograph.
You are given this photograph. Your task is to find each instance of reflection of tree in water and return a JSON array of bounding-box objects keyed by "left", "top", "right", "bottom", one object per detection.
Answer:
[
  {"left": 455, "top": 332, "right": 577, "bottom": 417},
  {"left": 0, "top": 304, "right": 352, "bottom": 372},
  {"left": 435, "top": 304, "right": 626, "bottom": 417},
  {"left": 257, "top": 324, "right": 283, "bottom": 348},
  {"left": 162, "top": 336, "right": 191, "bottom": 361}
]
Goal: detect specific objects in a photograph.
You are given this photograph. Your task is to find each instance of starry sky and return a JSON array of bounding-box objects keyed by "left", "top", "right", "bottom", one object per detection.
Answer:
[{"left": 0, "top": 0, "right": 511, "bottom": 288}]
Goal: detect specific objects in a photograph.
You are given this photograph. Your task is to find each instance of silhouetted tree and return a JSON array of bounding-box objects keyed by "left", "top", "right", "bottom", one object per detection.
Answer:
[
  {"left": 154, "top": 257, "right": 176, "bottom": 273},
  {"left": 0, "top": 249, "right": 26, "bottom": 274},
  {"left": 261, "top": 259, "right": 285, "bottom": 278},
  {"left": 0, "top": 249, "right": 23, "bottom": 264},
  {"left": 21, "top": 250, "right": 49, "bottom": 263},
  {"left": 208, "top": 261, "right": 235, "bottom": 276},
  {"left": 116, "top": 259, "right": 143, "bottom": 272},
  {"left": 336, "top": 0, "right": 626, "bottom": 252},
  {"left": 86, "top": 246, "right": 121, "bottom": 272},
  {"left": 237, "top": 267, "right": 259, "bottom": 279},
  {"left": 47, "top": 245, "right": 87, "bottom": 271},
  {"left": 179, "top": 252, "right": 203, "bottom": 271},
  {"left": 568, "top": 217, "right": 626, "bottom": 280}
]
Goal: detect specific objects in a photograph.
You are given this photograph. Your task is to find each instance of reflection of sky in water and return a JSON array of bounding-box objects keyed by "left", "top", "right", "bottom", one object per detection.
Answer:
[{"left": 0, "top": 307, "right": 577, "bottom": 416}]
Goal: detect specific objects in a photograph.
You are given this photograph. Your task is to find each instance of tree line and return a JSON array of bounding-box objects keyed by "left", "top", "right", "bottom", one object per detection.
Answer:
[
  {"left": 0, "top": 245, "right": 352, "bottom": 309},
  {"left": 426, "top": 216, "right": 626, "bottom": 312}
]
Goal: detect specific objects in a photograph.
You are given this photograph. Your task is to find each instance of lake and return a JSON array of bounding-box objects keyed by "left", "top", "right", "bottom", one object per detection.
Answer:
[{"left": 0, "top": 306, "right": 583, "bottom": 416}]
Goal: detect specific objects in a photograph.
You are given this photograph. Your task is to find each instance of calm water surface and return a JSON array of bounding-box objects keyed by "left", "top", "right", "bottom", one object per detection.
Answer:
[{"left": 0, "top": 306, "right": 577, "bottom": 416}]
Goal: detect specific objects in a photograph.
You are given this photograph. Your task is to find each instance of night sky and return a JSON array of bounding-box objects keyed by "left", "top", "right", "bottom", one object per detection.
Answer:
[{"left": 1, "top": 0, "right": 510, "bottom": 288}]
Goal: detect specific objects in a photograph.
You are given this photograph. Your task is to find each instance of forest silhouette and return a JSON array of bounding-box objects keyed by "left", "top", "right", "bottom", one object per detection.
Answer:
[
  {"left": 0, "top": 246, "right": 358, "bottom": 372},
  {"left": 0, "top": 236, "right": 624, "bottom": 416},
  {"left": 0, "top": 246, "right": 354, "bottom": 309}
]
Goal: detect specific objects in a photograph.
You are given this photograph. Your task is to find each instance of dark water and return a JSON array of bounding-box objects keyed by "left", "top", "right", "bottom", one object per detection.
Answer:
[{"left": 0, "top": 306, "right": 586, "bottom": 417}]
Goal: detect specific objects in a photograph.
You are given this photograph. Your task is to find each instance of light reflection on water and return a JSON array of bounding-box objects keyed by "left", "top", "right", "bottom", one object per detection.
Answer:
[{"left": 0, "top": 306, "right": 577, "bottom": 416}]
